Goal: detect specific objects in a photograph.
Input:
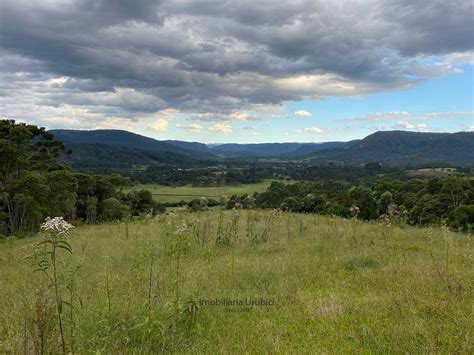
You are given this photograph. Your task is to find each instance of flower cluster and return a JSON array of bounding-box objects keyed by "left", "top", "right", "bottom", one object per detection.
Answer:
[
  {"left": 271, "top": 209, "right": 282, "bottom": 217},
  {"left": 350, "top": 205, "right": 360, "bottom": 217},
  {"left": 175, "top": 221, "right": 189, "bottom": 237},
  {"left": 40, "top": 217, "right": 74, "bottom": 238}
]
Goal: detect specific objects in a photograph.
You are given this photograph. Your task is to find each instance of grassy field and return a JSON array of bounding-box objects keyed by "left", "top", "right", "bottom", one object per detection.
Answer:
[
  {"left": 1, "top": 211, "right": 473, "bottom": 353},
  {"left": 407, "top": 167, "right": 458, "bottom": 178},
  {"left": 128, "top": 180, "right": 277, "bottom": 202}
]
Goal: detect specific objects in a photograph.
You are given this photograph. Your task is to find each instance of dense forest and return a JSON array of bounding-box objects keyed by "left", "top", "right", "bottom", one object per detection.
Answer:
[{"left": 124, "top": 162, "right": 410, "bottom": 186}]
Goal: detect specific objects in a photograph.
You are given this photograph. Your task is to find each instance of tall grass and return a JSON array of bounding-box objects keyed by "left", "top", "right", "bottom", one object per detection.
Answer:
[{"left": 0, "top": 211, "right": 472, "bottom": 353}]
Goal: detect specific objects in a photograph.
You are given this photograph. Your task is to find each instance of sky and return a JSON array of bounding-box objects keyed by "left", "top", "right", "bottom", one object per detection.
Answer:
[{"left": 0, "top": 0, "right": 473, "bottom": 143}]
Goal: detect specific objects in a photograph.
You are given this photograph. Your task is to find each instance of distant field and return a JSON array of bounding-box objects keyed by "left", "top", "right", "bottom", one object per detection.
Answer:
[
  {"left": 407, "top": 167, "right": 457, "bottom": 178},
  {"left": 128, "top": 179, "right": 278, "bottom": 202},
  {"left": 1, "top": 211, "right": 472, "bottom": 353}
]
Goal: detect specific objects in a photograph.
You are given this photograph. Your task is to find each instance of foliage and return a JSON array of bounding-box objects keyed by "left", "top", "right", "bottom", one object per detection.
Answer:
[
  {"left": 230, "top": 176, "right": 474, "bottom": 230},
  {"left": 0, "top": 121, "right": 164, "bottom": 236},
  {"left": 0, "top": 120, "right": 71, "bottom": 234}
]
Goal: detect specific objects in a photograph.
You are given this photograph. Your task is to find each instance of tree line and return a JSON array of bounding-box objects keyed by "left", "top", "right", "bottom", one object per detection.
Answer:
[
  {"left": 86, "top": 161, "right": 412, "bottom": 186},
  {"left": 0, "top": 120, "right": 163, "bottom": 236},
  {"left": 223, "top": 178, "right": 474, "bottom": 231}
]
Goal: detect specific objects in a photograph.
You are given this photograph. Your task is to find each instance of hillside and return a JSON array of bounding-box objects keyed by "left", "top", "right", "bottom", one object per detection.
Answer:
[
  {"left": 61, "top": 143, "right": 200, "bottom": 171},
  {"left": 52, "top": 129, "right": 217, "bottom": 168},
  {"left": 52, "top": 129, "right": 473, "bottom": 168},
  {"left": 305, "top": 131, "right": 474, "bottom": 166},
  {"left": 210, "top": 141, "right": 354, "bottom": 158}
]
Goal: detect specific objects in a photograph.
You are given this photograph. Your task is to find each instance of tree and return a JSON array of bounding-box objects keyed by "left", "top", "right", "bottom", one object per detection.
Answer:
[
  {"left": 280, "top": 197, "right": 303, "bottom": 212},
  {"left": 99, "top": 198, "right": 129, "bottom": 221},
  {"left": 3, "top": 172, "right": 49, "bottom": 234},
  {"left": 349, "top": 187, "right": 378, "bottom": 220},
  {"left": 448, "top": 205, "right": 474, "bottom": 231},
  {"left": 125, "top": 189, "right": 157, "bottom": 216},
  {"left": 378, "top": 191, "right": 393, "bottom": 215},
  {"left": 441, "top": 175, "right": 470, "bottom": 207}
]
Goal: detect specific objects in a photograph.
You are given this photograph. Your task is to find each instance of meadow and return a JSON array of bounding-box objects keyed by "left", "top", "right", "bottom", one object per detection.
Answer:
[
  {"left": 407, "top": 168, "right": 458, "bottom": 178},
  {"left": 0, "top": 211, "right": 472, "bottom": 353},
  {"left": 128, "top": 180, "right": 276, "bottom": 202}
]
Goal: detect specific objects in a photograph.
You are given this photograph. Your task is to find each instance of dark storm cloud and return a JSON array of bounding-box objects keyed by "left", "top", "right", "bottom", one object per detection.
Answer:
[
  {"left": 0, "top": 0, "right": 473, "bottom": 126},
  {"left": 382, "top": 0, "right": 474, "bottom": 56}
]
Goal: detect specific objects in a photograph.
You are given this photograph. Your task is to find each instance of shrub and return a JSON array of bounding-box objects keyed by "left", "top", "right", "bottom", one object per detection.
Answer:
[
  {"left": 99, "top": 198, "right": 129, "bottom": 221},
  {"left": 448, "top": 205, "right": 474, "bottom": 231}
]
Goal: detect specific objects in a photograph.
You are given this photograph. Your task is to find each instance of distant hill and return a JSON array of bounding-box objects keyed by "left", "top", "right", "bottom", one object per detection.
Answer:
[
  {"left": 304, "top": 131, "right": 474, "bottom": 166},
  {"left": 51, "top": 129, "right": 473, "bottom": 169},
  {"left": 164, "top": 140, "right": 212, "bottom": 153},
  {"left": 51, "top": 129, "right": 216, "bottom": 163},
  {"left": 210, "top": 143, "right": 307, "bottom": 157},
  {"left": 280, "top": 141, "right": 358, "bottom": 158},
  {"left": 209, "top": 142, "right": 355, "bottom": 158},
  {"left": 61, "top": 143, "right": 193, "bottom": 171}
]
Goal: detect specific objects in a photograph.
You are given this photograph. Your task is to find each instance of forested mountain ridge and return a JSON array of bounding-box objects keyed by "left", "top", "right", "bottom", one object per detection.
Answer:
[
  {"left": 210, "top": 142, "right": 354, "bottom": 157},
  {"left": 305, "top": 131, "right": 474, "bottom": 166},
  {"left": 51, "top": 129, "right": 216, "bottom": 161},
  {"left": 52, "top": 129, "right": 473, "bottom": 168}
]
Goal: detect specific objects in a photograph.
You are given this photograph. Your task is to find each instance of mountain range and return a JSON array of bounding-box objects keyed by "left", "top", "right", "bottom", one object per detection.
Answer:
[{"left": 51, "top": 129, "right": 474, "bottom": 169}]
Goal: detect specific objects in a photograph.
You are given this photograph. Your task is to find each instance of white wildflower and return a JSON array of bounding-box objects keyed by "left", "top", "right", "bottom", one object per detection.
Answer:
[
  {"left": 175, "top": 221, "right": 189, "bottom": 236},
  {"left": 350, "top": 205, "right": 360, "bottom": 217},
  {"left": 40, "top": 217, "right": 74, "bottom": 239}
]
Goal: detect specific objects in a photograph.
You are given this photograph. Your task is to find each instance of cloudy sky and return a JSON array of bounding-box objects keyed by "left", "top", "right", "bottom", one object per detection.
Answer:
[{"left": 1, "top": 0, "right": 473, "bottom": 143}]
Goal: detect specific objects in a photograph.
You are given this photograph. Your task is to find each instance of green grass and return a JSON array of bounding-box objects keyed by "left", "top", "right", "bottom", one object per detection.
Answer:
[
  {"left": 128, "top": 179, "right": 277, "bottom": 202},
  {"left": 1, "top": 211, "right": 473, "bottom": 353}
]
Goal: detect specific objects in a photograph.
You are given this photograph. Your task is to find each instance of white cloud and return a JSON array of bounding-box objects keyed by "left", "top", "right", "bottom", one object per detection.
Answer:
[
  {"left": 249, "top": 104, "right": 284, "bottom": 112},
  {"left": 296, "top": 127, "right": 324, "bottom": 133},
  {"left": 193, "top": 111, "right": 254, "bottom": 122},
  {"left": 228, "top": 112, "right": 249, "bottom": 121},
  {"left": 148, "top": 108, "right": 180, "bottom": 132},
  {"left": 437, "top": 51, "right": 474, "bottom": 69},
  {"left": 208, "top": 123, "right": 233, "bottom": 133},
  {"left": 153, "top": 108, "right": 179, "bottom": 120},
  {"left": 149, "top": 118, "right": 168, "bottom": 131},
  {"left": 394, "top": 121, "right": 428, "bottom": 131},
  {"left": 194, "top": 107, "right": 287, "bottom": 122},
  {"left": 347, "top": 110, "right": 473, "bottom": 122},
  {"left": 176, "top": 123, "right": 203, "bottom": 132},
  {"left": 470, "top": 126, "right": 474, "bottom": 132},
  {"left": 294, "top": 110, "right": 312, "bottom": 117},
  {"left": 189, "top": 124, "right": 203, "bottom": 132}
]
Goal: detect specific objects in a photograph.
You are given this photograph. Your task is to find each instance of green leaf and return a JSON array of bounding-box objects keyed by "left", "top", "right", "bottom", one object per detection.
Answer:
[
  {"left": 58, "top": 240, "right": 72, "bottom": 249},
  {"left": 39, "top": 260, "right": 49, "bottom": 267},
  {"left": 56, "top": 244, "right": 72, "bottom": 254}
]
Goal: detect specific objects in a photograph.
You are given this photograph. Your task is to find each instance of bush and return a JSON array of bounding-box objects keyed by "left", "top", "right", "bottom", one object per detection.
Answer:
[
  {"left": 188, "top": 198, "right": 207, "bottom": 212},
  {"left": 448, "top": 205, "right": 474, "bottom": 231},
  {"left": 99, "top": 198, "right": 129, "bottom": 221}
]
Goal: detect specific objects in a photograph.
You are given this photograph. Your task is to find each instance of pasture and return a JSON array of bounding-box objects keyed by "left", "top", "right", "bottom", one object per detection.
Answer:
[
  {"left": 128, "top": 180, "right": 277, "bottom": 202},
  {"left": 0, "top": 211, "right": 472, "bottom": 353}
]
